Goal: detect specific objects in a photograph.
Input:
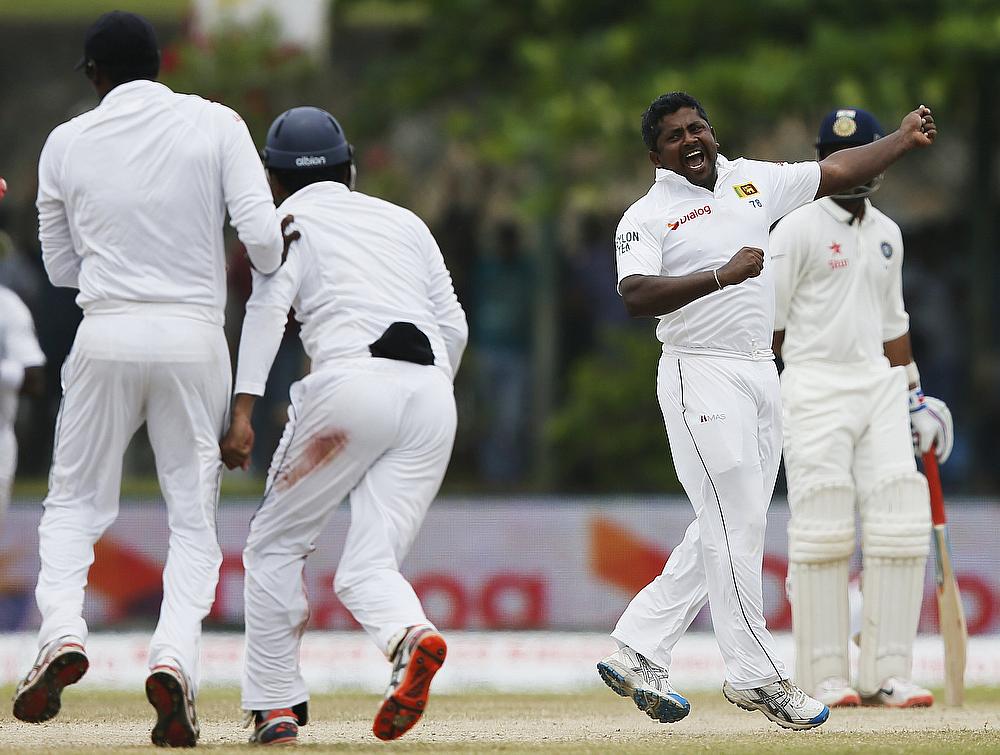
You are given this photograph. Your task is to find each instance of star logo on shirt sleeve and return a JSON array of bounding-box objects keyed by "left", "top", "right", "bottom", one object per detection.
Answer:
[{"left": 829, "top": 241, "right": 842, "bottom": 255}]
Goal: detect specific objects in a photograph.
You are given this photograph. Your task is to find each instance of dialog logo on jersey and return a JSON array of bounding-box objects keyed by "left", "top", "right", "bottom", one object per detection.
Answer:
[
  {"left": 732, "top": 182, "right": 759, "bottom": 198},
  {"left": 667, "top": 204, "right": 712, "bottom": 231}
]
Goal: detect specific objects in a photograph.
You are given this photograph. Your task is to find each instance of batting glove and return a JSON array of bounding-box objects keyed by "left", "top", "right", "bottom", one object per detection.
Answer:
[{"left": 909, "top": 388, "right": 953, "bottom": 464}]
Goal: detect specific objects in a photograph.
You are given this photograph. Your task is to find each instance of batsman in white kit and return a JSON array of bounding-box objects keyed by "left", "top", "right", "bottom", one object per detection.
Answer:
[
  {"left": 772, "top": 108, "right": 952, "bottom": 708},
  {"left": 0, "top": 285, "right": 46, "bottom": 528},
  {"left": 13, "top": 11, "right": 294, "bottom": 747},
  {"left": 596, "top": 92, "right": 937, "bottom": 730},
  {"left": 219, "top": 106, "right": 467, "bottom": 745}
]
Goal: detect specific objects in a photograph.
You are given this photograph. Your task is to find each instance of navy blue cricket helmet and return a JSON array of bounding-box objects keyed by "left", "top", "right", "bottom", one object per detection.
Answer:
[
  {"left": 816, "top": 108, "right": 885, "bottom": 198},
  {"left": 816, "top": 108, "right": 884, "bottom": 150},
  {"left": 262, "top": 106, "right": 353, "bottom": 171}
]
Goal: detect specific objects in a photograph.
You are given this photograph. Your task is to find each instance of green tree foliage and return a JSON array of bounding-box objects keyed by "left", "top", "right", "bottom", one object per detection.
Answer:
[
  {"left": 160, "top": 16, "right": 322, "bottom": 142},
  {"left": 343, "top": 0, "right": 1000, "bottom": 210},
  {"left": 547, "top": 328, "right": 681, "bottom": 492}
]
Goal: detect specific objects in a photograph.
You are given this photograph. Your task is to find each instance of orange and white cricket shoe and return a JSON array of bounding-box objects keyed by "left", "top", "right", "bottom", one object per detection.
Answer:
[
  {"left": 862, "top": 677, "right": 934, "bottom": 708},
  {"left": 814, "top": 677, "right": 861, "bottom": 707},
  {"left": 12, "top": 636, "right": 89, "bottom": 723},
  {"left": 146, "top": 664, "right": 200, "bottom": 747},
  {"left": 372, "top": 625, "right": 447, "bottom": 741}
]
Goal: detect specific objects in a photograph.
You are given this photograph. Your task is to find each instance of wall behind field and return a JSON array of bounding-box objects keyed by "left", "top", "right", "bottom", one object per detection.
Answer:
[{"left": 2, "top": 497, "right": 998, "bottom": 636}]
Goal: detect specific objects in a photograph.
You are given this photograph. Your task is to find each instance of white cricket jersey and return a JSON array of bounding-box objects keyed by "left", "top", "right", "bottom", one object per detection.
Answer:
[
  {"left": 615, "top": 155, "right": 821, "bottom": 359},
  {"left": 235, "top": 181, "right": 468, "bottom": 395},
  {"left": 37, "top": 79, "right": 284, "bottom": 325},
  {"left": 771, "top": 197, "right": 908, "bottom": 365},
  {"left": 0, "top": 285, "right": 45, "bottom": 428}
]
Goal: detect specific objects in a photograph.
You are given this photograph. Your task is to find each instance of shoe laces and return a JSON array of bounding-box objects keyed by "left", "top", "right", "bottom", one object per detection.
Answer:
[{"left": 779, "top": 680, "right": 808, "bottom": 707}]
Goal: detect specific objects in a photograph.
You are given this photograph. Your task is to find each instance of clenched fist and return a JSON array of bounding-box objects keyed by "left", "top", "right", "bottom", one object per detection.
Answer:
[
  {"left": 718, "top": 246, "right": 764, "bottom": 287},
  {"left": 899, "top": 105, "right": 936, "bottom": 149}
]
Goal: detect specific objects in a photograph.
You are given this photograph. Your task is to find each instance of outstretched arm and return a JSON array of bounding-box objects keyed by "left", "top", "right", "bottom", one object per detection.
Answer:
[{"left": 816, "top": 106, "right": 936, "bottom": 199}]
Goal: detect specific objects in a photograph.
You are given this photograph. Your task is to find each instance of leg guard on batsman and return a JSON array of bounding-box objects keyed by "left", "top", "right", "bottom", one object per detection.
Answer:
[
  {"left": 857, "top": 472, "right": 931, "bottom": 696},
  {"left": 787, "top": 482, "right": 856, "bottom": 693}
]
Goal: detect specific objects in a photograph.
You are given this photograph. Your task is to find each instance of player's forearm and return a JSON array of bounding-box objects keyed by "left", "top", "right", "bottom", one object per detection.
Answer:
[
  {"left": 231, "top": 392, "right": 258, "bottom": 421},
  {"left": 883, "top": 332, "right": 914, "bottom": 371},
  {"left": 772, "top": 330, "right": 785, "bottom": 360},
  {"left": 620, "top": 272, "right": 720, "bottom": 317},
  {"left": 816, "top": 131, "right": 909, "bottom": 199}
]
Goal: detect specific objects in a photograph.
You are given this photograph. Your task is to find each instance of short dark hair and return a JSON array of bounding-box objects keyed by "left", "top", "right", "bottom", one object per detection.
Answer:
[
  {"left": 641, "top": 92, "right": 711, "bottom": 151},
  {"left": 270, "top": 162, "right": 352, "bottom": 195}
]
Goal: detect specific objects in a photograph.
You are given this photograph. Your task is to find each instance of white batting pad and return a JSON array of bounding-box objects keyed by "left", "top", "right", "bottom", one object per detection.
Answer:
[
  {"left": 787, "top": 483, "right": 856, "bottom": 691},
  {"left": 858, "top": 473, "right": 931, "bottom": 694}
]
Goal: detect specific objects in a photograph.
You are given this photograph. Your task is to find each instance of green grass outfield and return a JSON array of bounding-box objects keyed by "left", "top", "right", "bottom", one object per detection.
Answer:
[{"left": 1, "top": 687, "right": 998, "bottom": 753}]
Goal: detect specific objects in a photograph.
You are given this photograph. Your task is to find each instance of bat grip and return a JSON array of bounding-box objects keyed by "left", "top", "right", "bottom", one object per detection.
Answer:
[{"left": 922, "top": 448, "right": 947, "bottom": 526}]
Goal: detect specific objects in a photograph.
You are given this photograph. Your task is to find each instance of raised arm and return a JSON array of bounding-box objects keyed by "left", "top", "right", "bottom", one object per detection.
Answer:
[{"left": 816, "top": 106, "right": 936, "bottom": 199}]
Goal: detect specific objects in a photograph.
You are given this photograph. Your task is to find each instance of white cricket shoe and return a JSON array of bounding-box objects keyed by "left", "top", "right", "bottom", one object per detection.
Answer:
[
  {"left": 814, "top": 677, "right": 861, "bottom": 707},
  {"left": 861, "top": 677, "right": 934, "bottom": 708},
  {"left": 723, "top": 679, "right": 830, "bottom": 730},
  {"left": 597, "top": 645, "right": 690, "bottom": 723}
]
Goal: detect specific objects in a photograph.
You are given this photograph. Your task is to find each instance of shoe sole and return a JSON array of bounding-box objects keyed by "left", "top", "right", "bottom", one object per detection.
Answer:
[
  {"left": 13, "top": 649, "right": 89, "bottom": 723},
  {"left": 827, "top": 693, "right": 861, "bottom": 708},
  {"left": 596, "top": 661, "right": 690, "bottom": 723},
  {"left": 862, "top": 695, "right": 933, "bottom": 708},
  {"left": 372, "top": 631, "right": 447, "bottom": 741},
  {"left": 723, "top": 686, "right": 830, "bottom": 731},
  {"left": 146, "top": 671, "right": 198, "bottom": 747}
]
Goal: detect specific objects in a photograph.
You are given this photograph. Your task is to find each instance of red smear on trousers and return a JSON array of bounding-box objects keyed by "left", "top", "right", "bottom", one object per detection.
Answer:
[{"left": 275, "top": 430, "right": 349, "bottom": 491}]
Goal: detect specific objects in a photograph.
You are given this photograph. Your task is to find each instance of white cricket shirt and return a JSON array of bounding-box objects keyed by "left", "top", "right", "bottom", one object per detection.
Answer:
[
  {"left": 37, "top": 80, "right": 284, "bottom": 325},
  {"left": 235, "top": 182, "right": 468, "bottom": 395},
  {"left": 616, "top": 156, "right": 821, "bottom": 359},
  {"left": 771, "top": 197, "right": 908, "bottom": 365},
  {"left": 0, "top": 285, "right": 45, "bottom": 429}
]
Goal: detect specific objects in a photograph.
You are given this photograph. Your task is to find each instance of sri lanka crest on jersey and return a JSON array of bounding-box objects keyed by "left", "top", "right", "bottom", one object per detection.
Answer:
[{"left": 733, "top": 182, "right": 759, "bottom": 198}]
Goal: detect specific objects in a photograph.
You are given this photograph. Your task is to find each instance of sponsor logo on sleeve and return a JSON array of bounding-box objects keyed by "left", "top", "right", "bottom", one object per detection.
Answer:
[
  {"left": 733, "top": 182, "right": 759, "bottom": 198},
  {"left": 616, "top": 230, "right": 640, "bottom": 255},
  {"left": 881, "top": 241, "right": 893, "bottom": 259}
]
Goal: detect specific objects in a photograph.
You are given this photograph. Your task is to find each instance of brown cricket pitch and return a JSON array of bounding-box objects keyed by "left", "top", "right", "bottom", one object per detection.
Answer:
[{"left": 0, "top": 687, "right": 997, "bottom": 753}]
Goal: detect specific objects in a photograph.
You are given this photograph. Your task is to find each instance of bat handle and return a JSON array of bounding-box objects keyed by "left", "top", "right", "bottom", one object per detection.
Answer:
[{"left": 922, "top": 448, "right": 947, "bottom": 526}]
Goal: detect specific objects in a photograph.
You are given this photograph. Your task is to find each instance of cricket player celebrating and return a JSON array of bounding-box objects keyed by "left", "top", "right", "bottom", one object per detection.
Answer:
[
  {"left": 219, "top": 106, "right": 467, "bottom": 745},
  {"left": 14, "top": 11, "right": 294, "bottom": 747},
  {"left": 597, "top": 91, "right": 937, "bottom": 730},
  {"left": 771, "top": 108, "right": 952, "bottom": 708},
  {"left": 0, "top": 284, "right": 45, "bottom": 528}
]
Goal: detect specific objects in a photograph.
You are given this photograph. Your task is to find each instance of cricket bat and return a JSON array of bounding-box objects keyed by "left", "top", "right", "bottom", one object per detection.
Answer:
[{"left": 922, "top": 450, "right": 967, "bottom": 706}]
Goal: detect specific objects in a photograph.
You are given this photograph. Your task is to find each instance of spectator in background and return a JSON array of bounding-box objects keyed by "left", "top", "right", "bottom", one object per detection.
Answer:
[{"left": 472, "top": 221, "right": 534, "bottom": 484}]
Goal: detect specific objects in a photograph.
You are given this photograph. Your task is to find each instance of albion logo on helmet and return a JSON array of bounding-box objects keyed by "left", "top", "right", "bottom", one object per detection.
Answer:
[{"left": 295, "top": 155, "right": 327, "bottom": 167}]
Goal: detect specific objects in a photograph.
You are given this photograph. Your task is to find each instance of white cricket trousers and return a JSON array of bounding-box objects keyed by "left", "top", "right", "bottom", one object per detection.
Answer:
[
  {"left": 35, "top": 311, "right": 228, "bottom": 691},
  {"left": 241, "top": 359, "right": 457, "bottom": 711},
  {"left": 612, "top": 353, "right": 787, "bottom": 689}
]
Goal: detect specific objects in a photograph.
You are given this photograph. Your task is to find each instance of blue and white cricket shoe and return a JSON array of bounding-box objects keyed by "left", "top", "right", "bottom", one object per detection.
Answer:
[
  {"left": 597, "top": 645, "right": 691, "bottom": 723},
  {"left": 722, "top": 679, "right": 830, "bottom": 730}
]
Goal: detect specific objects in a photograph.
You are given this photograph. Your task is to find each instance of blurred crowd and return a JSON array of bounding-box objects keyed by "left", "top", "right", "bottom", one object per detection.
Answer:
[{"left": 0, "top": 192, "right": 979, "bottom": 493}]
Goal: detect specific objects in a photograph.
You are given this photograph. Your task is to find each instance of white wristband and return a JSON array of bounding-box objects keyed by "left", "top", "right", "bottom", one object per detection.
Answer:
[
  {"left": 0, "top": 360, "right": 25, "bottom": 392},
  {"left": 713, "top": 268, "right": 724, "bottom": 290},
  {"left": 904, "top": 361, "right": 920, "bottom": 389}
]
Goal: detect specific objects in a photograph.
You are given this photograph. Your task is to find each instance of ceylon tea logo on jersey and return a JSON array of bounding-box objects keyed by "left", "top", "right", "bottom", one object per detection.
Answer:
[{"left": 666, "top": 204, "right": 712, "bottom": 231}]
